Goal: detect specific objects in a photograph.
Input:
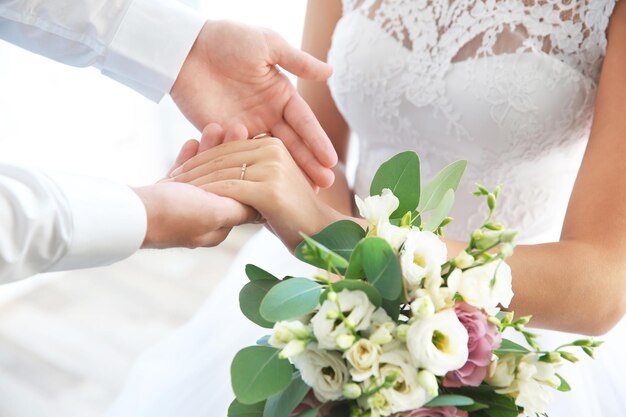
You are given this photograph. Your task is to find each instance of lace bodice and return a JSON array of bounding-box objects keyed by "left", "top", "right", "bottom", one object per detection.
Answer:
[{"left": 328, "top": 0, "right": 616, "bottom": 242}]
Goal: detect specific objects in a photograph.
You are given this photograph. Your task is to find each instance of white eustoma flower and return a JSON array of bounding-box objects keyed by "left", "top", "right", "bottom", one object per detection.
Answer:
[
  {"left": 400, "top": 230, "right": 447, "bottom": 292},
  {"left": 495, "top": 354, "right": 561, "bottom": 416},
  {"left": 447, "top": 261, "right": 514, "bottom": 313},
  {"left": 406, "top": 309, "right": 469, "bottom": 376},
  {"left": 377, "top": 220, "right": 410, "bottom": 251},
  {"left": 269, "top": 320, "right": 311, "bottom": 348},
  {"left": 291, "top": 344, "right": 350, "bottom": 402},
  {"left": 378, "top": 347, "right": 433, "bottom": 413},
  {"left": 311, "top": 290, "right": 376, "bottom": 350},
  {"left": 367, "top": 308, "right": 396, "bottom": 345},
  {"left": 355, "top": 188, "right": 399, "bottom": 227},
  {"left": 414, "top": 287, "right": 455, "bottom": 313},
  {"left": 345, "top": 338, "right": 382, "bottom": 382},
  {"left": 485, "top": 354, "right": 517, "bottom": 388}
]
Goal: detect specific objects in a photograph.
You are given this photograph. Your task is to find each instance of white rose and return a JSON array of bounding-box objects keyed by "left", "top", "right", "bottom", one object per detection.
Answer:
[
  {"left": 345, "top": 338, "right": 382, "bottom": 382},
  {"left": 377, "top": 221, "right": 409, "bottom": 250},
  {"left": 311, "top": 290, "right": 376, "bottom": 350},
  {"left": 400, "top": 230, "right": 447, "bottom": 292},
  {"left": 485, "top": 355, "right": 517, "bottom": 387},
  {"left": 447, "top": 261, "right": 514, "bottom": 313},
  {"left": 406, "top": 309, "right": 469, "bottom": 376},
  {"left": 355, "top": 188, "right": 399, "bottom": 227},
  {"left": 378, "top": 347, "right": 432, "bottom": 413},
  {"left": 291, "top": 344, "right": 350, "bottom": 402},
  {"left": 269, "top": 320, "right": 311, "bottom": 348}
]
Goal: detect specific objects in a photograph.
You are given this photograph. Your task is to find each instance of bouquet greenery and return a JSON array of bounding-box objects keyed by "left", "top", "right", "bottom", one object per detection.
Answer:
[{"left": 228, "top": 152, "right": 601, "bottom": 417}]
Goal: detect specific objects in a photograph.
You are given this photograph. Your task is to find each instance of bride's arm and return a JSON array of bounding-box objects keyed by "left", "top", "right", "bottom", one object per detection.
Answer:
[{"left": 298, "top": 0, "right": 353, "bottom": 216}]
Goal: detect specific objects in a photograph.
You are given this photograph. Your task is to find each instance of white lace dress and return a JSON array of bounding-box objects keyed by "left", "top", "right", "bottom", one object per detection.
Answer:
[{"left": 106, "top": 0, "right": 625, "bottom": 416}]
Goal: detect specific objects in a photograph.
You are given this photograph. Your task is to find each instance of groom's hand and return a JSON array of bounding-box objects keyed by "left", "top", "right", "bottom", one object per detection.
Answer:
[
  {"left": 133, "top": 182, "right": 257, "bottom": 249},
  {"left": 170, "top": 20, "right": 337, "bottom": 188}
]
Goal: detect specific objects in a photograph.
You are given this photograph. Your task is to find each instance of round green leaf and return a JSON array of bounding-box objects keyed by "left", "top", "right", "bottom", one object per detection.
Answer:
[
  {"left": 423, "top": 188, "right": 455, "bottom": 232},
  {"left": 295, "top": 235, "right": 350, "bottom": 271},
  {"left": 246, "top": 264, "right": 278, "bottom": 282},
  {"left": 359, "top": 237, "right": 403, "bottom": 300},
  {"left": 295, "top": 220, "right": 365, "bottom": 262},
  {"left": 260, "top": 278, "right": 322, "bottom": 321},
  {"left": 228, "top": 399, "right": 265, "bottom": 417},
  {"left": 419, "top": 160, "right": 467, "bottom": 212},
  {"left": 263, "top": 374, "right": 311, "bottom": 417},
  {"left": 370, "top": 151, "right": 421, "bottom": 219},
  {"left": 231, "top": 346, "right": 293, "bottom": 405},
  {"left": 240, "top": 280, "right": 278, "bottom": 328},
  {"left": 321, "top": 280, "right": 382, "bottom": 307}
]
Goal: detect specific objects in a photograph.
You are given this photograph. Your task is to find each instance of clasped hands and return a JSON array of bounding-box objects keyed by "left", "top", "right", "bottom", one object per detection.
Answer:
[{"left": 153, "top": 123, "right": 341, "bottom": 251}]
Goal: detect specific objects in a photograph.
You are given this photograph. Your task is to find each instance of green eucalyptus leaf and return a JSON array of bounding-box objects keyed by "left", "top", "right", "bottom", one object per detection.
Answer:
[
  {"left": 320, "top": 280, "right": 382, "bottom": 307},
  {"left": 345, "top": 244, "right": 364, "bottom": 279},
  {"left": 263, "top": 374, "right": 311, "bottom": 417},
  {"left": 419, "top": 160, "right": 467, "bottom": 212},
  {"left": 370, "top": 151, "right": 421, "bottom": 219},
  {"left": 494, "top": 339, "right": 530, "bottom": 355},
  {"left": 426, "top": 395, "right": 475, "bottom": 407},
  {"left": 246, "top": 264, "right": 279, "bottom": 282},
  {"left": 240, "top": 280, "right": 278, "bottom": 328},
  {"left": 423, "top": 188, "right": 455, "bottom": 232},
  {"left": 228, "top": 399, "right": 266, "bottom": 417},
  {"left": 381, "top": 296, "right": 401, "bottom": 320},
  {"left": 556, "top": 374, "right": 572, "bottom": 392},
  {"left": 260, "top": 278, "right": 322, "bottom": 321},
  {"left": 295, "top": 220, "right": 365, "bottom": 262},
  {"left": 358, "top": 237, "right": 403, "bottom": 300},
  {"left": 295, "top": 235, "right": 350, "bottom": 271},
  {"left": 231, "top": 346, "right": 293, "bottom": 405},
  {"left": 256, "top": 335, "right": 271, "bottom": 346}
]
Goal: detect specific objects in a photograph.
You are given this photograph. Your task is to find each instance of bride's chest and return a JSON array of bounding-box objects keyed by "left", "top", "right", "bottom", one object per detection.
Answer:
[{"left": 327, "top": 0, "right": 613, "bottom": 163}]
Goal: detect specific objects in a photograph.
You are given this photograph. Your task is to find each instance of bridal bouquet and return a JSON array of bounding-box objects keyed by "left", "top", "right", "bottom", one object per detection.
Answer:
[{"left": 228, "top": 152, "right": 601, "bottom": 417}]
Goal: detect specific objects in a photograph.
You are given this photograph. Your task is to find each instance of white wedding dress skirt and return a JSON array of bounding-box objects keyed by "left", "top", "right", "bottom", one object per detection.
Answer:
[{"left": 107, "top": 1, "right": 625, "bottom": 416}]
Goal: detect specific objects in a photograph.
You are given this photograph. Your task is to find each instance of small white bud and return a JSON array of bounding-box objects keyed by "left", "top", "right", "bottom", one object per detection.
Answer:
[
  {"left": 279, "top": 339, "right": 307, "bottom": 359},
  {"left": 344, "top": 318, "right": 356, "bottom": 329},
  {"left": 343, "top": 383, "right": 362, "bottom": 399},
  {"left": 370, "top": 326, "right": 393, "bottom": 345},
  {"left": 500, "top": 229, "right": 519, "bottom": 244},
  {"left": 336, "top": 334, "right": 356, "bottom": 350},
  {"left": 326, "top": 309, "right": 340, "bottom": 320},
  {"left": 417, "top": 370, "right": 439, "bottom": 397},
  {"left": 327, "top": 291, "right": 338, "bottom": 303},
  {"left": 396, "top": 324, "right": 410, "bottom": 342},
  {"left": 453, "top": 251, "right": 474, "bottom": 269},
  {"left": 411, "top": 296, "right": 435, "bottom": 320}
]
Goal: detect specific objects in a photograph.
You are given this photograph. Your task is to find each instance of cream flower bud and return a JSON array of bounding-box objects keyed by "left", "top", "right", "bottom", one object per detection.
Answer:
[
  {"left": 486, "top": 355, "right": 516, "bottom": 387},
  {"left": 345, "top": 339, "right": 382, "bottom": 382},
  {"left": 396, "top": 324, "right": 410, "bottom": 342},
  {"left": 327, "top": 292, "right": 338, "bottom": 303},
  {"left": 370, "top": 325, "right": 394, "bottom": 345},
  {"left": 343, "top": 383, "right": 362, "bottom": 399},
  {"left": 279, "top": 339, "right": 307, "bottom": 359},
  {"left": 453, "top": 251, "right": 474, "bottom": 269},
  {"left": 410, "top": 296, "right": 435, "bottom": 320},
  {"left": 417, "top": 370, "right": 439, "bottom": 397},
  {"left": 336, "top": 334, "right": 356, "bottom": 351},
  {"left": 269, "top": 320, "right": 311, "bottom": 348}
]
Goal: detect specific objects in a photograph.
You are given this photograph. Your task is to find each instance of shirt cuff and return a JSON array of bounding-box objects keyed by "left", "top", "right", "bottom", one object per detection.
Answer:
[
  {"left": 100, "top": 0, "right": 206, "bottom": 102},
  {"left": 46, "top": 173, "right": 147, "bottom": 272}
]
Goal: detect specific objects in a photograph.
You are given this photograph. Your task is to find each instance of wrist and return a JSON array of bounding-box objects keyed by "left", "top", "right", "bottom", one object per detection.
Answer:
[{"left": 132, "top": 186, "right": 160, "bottom": 249}]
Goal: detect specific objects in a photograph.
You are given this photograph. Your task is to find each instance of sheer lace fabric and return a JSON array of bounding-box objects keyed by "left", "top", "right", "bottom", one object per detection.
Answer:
[{"left": 329, "top": 0, "right": 615, "bottom": 242}]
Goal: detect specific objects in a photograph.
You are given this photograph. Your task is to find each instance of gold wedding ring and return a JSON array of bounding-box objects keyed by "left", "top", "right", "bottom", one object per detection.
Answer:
[
  {"left": 252, "top": 132, "right": 272, "bottom": 140},
  {"left": 240, "top": 163, "right": 247, "bottom": 180}
]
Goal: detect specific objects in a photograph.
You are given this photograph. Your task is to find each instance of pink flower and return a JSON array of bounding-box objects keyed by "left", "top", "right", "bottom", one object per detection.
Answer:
[
  {"left": 394, "top": 406, "right": 469, "bottom": 417},
  {"left": 443, "top": 302, "right": 502, "bottom": 388}
]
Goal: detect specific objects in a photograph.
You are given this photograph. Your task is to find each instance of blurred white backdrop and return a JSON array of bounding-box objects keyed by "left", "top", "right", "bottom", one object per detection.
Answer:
[{"left": 0, "top": 1, "right": 308, "bottom": 416}]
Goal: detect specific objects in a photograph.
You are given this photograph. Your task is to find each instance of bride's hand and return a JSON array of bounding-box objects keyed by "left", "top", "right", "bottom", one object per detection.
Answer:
[{"left": 170, "top": 128, "right": 343, "bottom": 251}]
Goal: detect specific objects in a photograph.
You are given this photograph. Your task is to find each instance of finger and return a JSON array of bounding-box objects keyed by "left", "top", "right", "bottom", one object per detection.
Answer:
[
  {"left": 216, "top": 197, "right": 260, "bottom": 226},
  {"left": 174, "top": 148, "right": 271, "bottom": 184},
  {"left": 201, "top": 181, "right": 264, "bottom": 218},
  {"left": 170, "top": 137, "right": 271, "bottom": 177},
  {"left": 272, "top": 121, "right": 335, "bottom": 188},
  {"left": 266, "top": 31, "right": 333, "bottom": 81},
  {"left": 284, "top": 93, "right": 338, "bottom": 169},
  {"left": 199, "top": 123, "right": 225, "bottom": 152},
  {"left": 167, "top": 139, "right": 200, "bottom": 176},
  {"left": 189, "top": 164, "right": 269, "bottom": 187},
  {"left": 224, "top": 123, "right": 249, "bottom": 143}
]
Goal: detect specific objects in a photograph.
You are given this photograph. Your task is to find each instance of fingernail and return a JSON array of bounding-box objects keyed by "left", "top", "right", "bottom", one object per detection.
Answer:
[{"left": 170, "top": 166, "right": 183, "bottom": 177}]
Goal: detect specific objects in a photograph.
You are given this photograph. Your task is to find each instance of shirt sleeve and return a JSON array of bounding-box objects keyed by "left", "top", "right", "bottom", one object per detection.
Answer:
[
  {"left": 0, "top": 163, "right": 147, "bottom": 283},
  {"left": 0, "top": 0, "right": 206, "bottom": 101}
]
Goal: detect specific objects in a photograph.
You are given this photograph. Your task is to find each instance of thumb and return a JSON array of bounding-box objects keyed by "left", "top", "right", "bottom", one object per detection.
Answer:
[
  {"left": 168, "top": 139, "right": 199, "bottom": 176},
  {"left": 266, "top": 31, "right": 333, "bottom": 81}
]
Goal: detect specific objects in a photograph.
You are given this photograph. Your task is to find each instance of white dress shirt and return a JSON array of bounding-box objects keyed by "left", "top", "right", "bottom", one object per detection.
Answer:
[{"left": 0, "top": 0, "right": 206, "bottom": 283}]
